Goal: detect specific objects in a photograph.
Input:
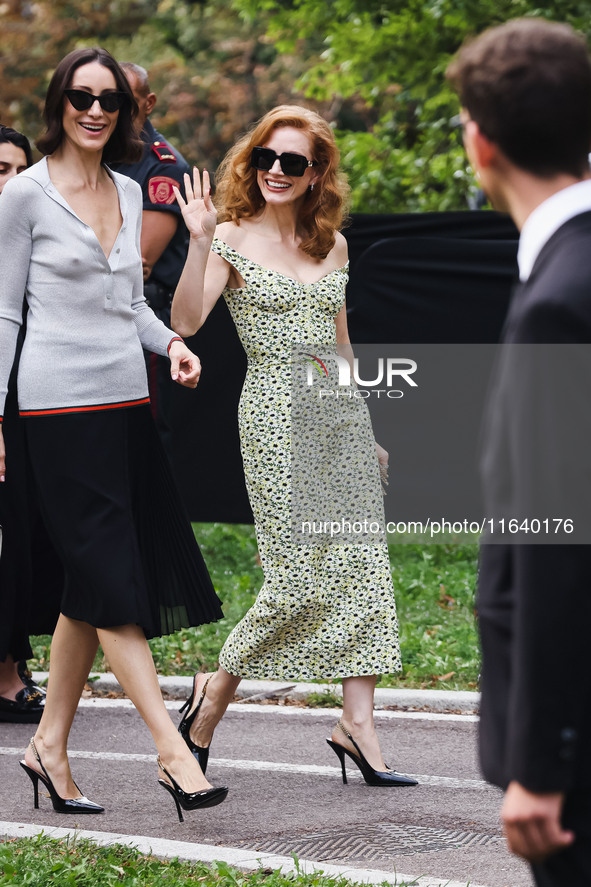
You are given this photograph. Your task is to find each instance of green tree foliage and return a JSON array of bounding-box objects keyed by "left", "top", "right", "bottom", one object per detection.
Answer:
[
  {"left": 233, "top": 0, "right": 591, "bottom": 211},
  {"left": 0, "top": 0, "right": 315, "bottom": 173},
  {"left": 0, "top": 1, "right": 157, "bottom": 140},
  {"left": 103, "top": 0, "right": 315, "bottom": 172},
  {"left": 2, "top": 0, "right": 591, "bottom": 211}
]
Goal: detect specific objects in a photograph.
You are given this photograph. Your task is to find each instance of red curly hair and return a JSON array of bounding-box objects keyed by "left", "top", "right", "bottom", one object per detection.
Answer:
[{"left": 215, "top": 105, "right": 350, "bottom": 260}]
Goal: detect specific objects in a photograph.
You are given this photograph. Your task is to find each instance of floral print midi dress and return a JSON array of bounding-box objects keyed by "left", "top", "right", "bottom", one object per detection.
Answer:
[{"left": 212, "top": 237, "right": 402, "bottom": 680}]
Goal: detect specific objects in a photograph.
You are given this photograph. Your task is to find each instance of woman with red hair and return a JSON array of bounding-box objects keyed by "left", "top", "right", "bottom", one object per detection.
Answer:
[{"left": 173, "top": 105, "right": 416, "bottom": 787}]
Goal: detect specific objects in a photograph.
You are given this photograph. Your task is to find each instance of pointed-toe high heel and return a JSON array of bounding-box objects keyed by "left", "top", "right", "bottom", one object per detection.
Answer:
[
  {"left": 157, "top": 756, "right": 228, "bottom": 823},
  {"left": 178, "top": 673, "right": 212, "bottom": 774},
  {"left": 19, "top": 737, "right": 104, "bottom": 814},
  {"left": 326, "top": 720, "right": 418, "bottom": 787}
]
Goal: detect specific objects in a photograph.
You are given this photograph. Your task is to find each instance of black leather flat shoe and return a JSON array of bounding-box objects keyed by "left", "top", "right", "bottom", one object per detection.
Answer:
[
  {"left": 178, "top": 673, "right": 212, "bottom": 774},
  {"left": 0, "top": 685, "right": 45, "bottom": 724},
  {"left": 326, "top": 720, "right": 418, "bottom": 787},
  {"left": 19, "top": 738, "right": 104, "bottom": 813},
  {"left": 17, "top": 661, "right": 46, "bottom": 695},
  {"left": 157, "top": 756, "right": 228, "bottom": 822}
]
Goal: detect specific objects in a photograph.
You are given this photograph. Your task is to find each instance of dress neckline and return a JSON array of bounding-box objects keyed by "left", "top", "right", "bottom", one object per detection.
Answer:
[{"left": 212, "top": 237, "right": 349, "bottom": 287}]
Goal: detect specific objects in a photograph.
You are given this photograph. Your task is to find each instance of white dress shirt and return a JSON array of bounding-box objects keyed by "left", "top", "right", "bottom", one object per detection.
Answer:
[{"left": 518, "top": 178, "right": 591, "bottom": 281}]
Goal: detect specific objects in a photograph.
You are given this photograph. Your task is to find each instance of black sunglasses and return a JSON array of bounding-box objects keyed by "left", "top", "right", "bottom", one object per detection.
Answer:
[
  {"left": 64, "top": 89, "right": 126, "bottom": 113},
  {"left": 251, "top": 146, "right": 316, "bottom": 177}
]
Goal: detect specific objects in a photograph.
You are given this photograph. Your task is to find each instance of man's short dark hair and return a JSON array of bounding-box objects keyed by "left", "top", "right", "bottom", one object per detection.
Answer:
[
  {"left": 36, "top": 47, "right": 142, "bottom": 164},
  {"left": 0, "top": 125, "right": 33, "bottom": 167},
  {"left": 446, "top": 18, "right": 591, "bottom": 178}
]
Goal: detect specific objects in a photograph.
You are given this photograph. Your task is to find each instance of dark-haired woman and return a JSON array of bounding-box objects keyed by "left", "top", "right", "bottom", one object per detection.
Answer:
[
  {"left": 172, "top": 106, "right": 417, "bottom": 788},
  {"left": 0, "top": 124, "right": 62, "bottom": 725},
  {"left": 0, "top": 124, "right": 31, "bottom": 188},
  {"left": 0, "top": 48, "right": 227, "bottom": 820}
]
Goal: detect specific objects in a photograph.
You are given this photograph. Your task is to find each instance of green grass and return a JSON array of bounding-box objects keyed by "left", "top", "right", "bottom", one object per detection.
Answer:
[
  {"left": 29, "top": 523, "right": 480, "bottom": 692},
  {"left": 0, "top": 837, "right": 426, "bottom": 887},
  {"left": 386, "top": 543, "right": 480, "bottom": 691}
]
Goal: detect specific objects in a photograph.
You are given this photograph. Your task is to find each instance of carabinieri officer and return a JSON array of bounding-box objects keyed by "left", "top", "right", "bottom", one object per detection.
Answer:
[{"left": 113, "top": 62, "right": 191, "bottom": 456}]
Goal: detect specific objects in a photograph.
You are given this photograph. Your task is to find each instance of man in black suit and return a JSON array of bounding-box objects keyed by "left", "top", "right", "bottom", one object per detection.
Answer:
[{"left": 447, "top": 19, "right": 591, "bottom": 885}]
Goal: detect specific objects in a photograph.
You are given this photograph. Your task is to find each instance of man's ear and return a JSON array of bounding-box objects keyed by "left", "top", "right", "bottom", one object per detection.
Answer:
[
  {"left": 145, "top": 92, "right": 157, "bottom": 115},
  {"left": 464, "top": 119, "right": 496, "bottom": 170}
]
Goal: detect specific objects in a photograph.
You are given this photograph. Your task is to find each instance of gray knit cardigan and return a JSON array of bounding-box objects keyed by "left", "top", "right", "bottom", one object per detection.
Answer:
[{"left": 0, "top": 157, "right": 180, "bottom": 420}]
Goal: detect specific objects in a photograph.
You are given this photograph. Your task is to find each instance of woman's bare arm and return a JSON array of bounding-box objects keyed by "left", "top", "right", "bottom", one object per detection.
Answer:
[{"left": 171, "top": 169, "right": 230, "bottom": 336}]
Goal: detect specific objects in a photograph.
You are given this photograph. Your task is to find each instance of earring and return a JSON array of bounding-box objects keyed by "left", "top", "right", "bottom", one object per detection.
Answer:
[{"left": 309, "top": 182, "right": 315, "bottom": 191}]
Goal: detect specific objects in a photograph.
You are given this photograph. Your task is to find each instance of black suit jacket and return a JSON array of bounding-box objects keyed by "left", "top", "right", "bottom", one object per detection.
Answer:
[{"left": 479, "top": 210, "right": 591, "bottom": 793}]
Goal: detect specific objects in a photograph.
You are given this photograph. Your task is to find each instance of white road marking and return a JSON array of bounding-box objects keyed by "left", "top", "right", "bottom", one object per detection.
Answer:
[
  {"left": 0, "top": 820, "right": 491, "bottom": 887},
  {"left": 0, "top": 746, "right": 489, "bottom": 790},
  {"left": 74, "top": 697, "right": 479, "bottom": 723}
]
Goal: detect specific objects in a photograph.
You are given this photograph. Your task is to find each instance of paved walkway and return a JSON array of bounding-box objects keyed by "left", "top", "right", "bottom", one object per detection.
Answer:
[{"left": 1, "top": 680, "right": 532, "bottom": 887}]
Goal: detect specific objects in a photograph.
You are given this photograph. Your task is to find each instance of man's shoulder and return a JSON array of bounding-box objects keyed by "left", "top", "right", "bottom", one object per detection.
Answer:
[
  {"left": 137, "top": 123, "right": 190, "bottom": 209},
  {"left": 541, "top": 209, "right": 591, "bottom": 253},
  {"left": 149, "top": 135, "right": 179, "bottom": 165},
  {"left": 510, "top": 213, "right": 591, "bottom": 342},
  {"left": 146, "top": 123, "right": 190, "bottom": 174},
  {"left": 531, "top": 211, "right": 591, "bottom": 287}
]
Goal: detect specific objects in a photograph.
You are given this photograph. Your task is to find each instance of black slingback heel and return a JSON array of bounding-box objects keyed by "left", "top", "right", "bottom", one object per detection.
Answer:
[
  {"left": 178, "top": 673, "right": 212, "bottom": 774},
  {"left": 157, "top": 756, "right": 228, "bottom": 823},
  {"left": 326, "top": 720, "right": 418, "bottom": 787},
  {"left": 19, "top": 737, "right": 104, "bottom": 813}
]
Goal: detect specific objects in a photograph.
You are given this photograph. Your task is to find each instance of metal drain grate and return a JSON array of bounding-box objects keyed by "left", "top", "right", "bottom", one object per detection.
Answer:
[{"left": 245, "top": 823, "right": 502, "bottom": 860}]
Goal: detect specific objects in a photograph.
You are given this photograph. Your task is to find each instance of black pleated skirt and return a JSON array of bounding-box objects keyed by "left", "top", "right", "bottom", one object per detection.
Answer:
[{"left": 24, "top": 405, "right": 222, "bottom": 638}]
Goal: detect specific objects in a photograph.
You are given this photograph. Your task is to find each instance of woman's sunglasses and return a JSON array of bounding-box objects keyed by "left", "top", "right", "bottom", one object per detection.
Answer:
[
  {"left": 64, "top": 89, "right": 126, "bottom": 113},
  {"left": 251, "top": 146, "right": 316, "bottom": 177}
]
